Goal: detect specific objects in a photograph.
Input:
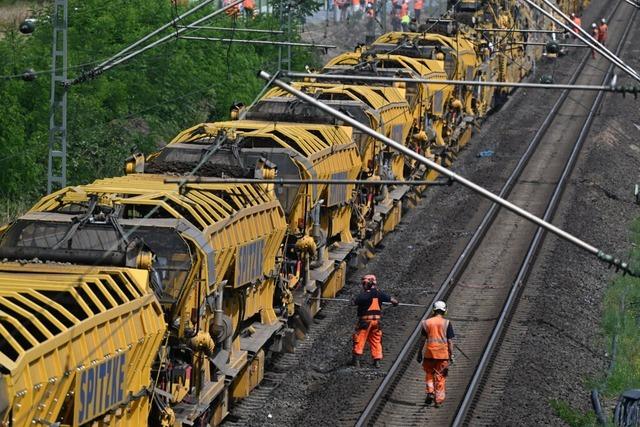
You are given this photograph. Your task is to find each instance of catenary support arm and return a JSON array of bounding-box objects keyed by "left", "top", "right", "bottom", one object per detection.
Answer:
[{"left": 258, "top": 70, "right": 637, "bottom": 276}]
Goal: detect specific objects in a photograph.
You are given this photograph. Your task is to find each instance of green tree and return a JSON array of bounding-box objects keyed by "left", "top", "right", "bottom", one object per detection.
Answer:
[{"left": 0, "top": 0, "right": 319, "bottom": 200}]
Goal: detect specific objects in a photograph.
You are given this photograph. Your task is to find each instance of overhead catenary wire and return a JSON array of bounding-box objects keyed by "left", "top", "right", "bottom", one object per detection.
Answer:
[
  {"left": 177, "top": 25, "right": 284, "bottom": 34},
  {"left": 178, "top": 35, "right": 336, "bottom": 49},
  {"left": 258, "top": 70, "right": 637, "bottom": 276},
  {"left": 68, "top": 0, "right": 245, "bottom": 85}
]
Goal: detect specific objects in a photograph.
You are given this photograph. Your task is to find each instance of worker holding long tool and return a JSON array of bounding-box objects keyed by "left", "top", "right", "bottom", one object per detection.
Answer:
[
  {"left": 416, "top": 301, "right": 455, "bottom": 407},
  {"left": 351, "top": 274, "right": 399, "bottom": 368}
]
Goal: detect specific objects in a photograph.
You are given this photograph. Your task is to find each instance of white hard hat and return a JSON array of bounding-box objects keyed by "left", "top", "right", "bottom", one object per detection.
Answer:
[
  {"left": 601, "top": 18, "right": 606, "bottom": 23},
  {"left": 592, "top": 23, "right": 597, "bottom": 28},
  {"left": 433, "top": 301, "right": 447, "bottom": 312},
  {"left": 570, "top": 12, "right": 575, "bottom": 17}
]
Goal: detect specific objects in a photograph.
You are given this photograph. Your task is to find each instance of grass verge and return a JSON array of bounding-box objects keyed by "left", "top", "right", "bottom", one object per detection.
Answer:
[
  {"left": 601, "top": 219, "right": 640, "bottom": 397},
  {"left": 553, "top": 218, "right": 640, "bottom": 426}
]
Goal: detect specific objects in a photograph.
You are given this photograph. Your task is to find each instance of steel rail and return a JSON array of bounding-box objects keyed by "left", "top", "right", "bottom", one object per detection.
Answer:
[
  {"left": 283, "top": 72, "right": 629, "bottom": 92},
  {"left": 350, "top": 17, "right": 604, "bottom": 427},
  {"left": 346, "top": 0, "right": 628, "bottom": 423},
  {"left": 178, "top": 35, "right": 336, "bottom": 49},
  {"left": 452, "top": 6, "right": 637, "bottom": 425},
  {"left": 165, "top": 177, "right": 451, "bottom": 186}
]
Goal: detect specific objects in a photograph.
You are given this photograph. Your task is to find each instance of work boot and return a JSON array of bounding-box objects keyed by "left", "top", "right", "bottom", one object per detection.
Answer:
[
  {"left": 425, "top": 393, "right": 434, "bottom": 405},
  {"left": 373, "top": 359, "right": 381, "bottom": 369},
  {"left": 351, "top": 354, "right": 361, "bottom": 368}
]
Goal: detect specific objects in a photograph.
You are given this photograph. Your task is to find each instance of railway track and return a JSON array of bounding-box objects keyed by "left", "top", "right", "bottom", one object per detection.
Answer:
[{"left": 355, "top": 1, "right": 638, "bottom": 426}]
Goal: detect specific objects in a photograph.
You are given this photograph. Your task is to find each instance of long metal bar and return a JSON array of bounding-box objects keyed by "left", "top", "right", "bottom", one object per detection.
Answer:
[
  {"left": 165, "top": 177, "right": 451, "bottom": 186},
  {"left": 520, "top": 0, "right": 640, "bottom": 83},
  {"left": 452, "top": 8, "right": 637, "bottom": 425},
  {"left": 284, "top": 72, "right": 625, "bottom": 92},
  {"left": 480, "top": 28, "right": 563, "bottom": 33},
  {"left": 355, "top": 29, "right": 598, "bottom": 425},
  {"left": 179, "top": 35, "right": 336, "bottom": 48},
  {"left": 177, "top": 25, "right": 284, "bottom": 34},
  {"left": 95, "top": 0, "right": 216, "bottom": 69},
  {"left": 259, "top": 70, "right": 634, "bottom": 275},
  {"left": 622, "top": 0, "right": 640, "bottom": 8},
  {"left": 355, "top": 2, "right": 627, "bottom": 418},
  {"left": 69, "top": 0, "right": 244, "bottom": 84}
]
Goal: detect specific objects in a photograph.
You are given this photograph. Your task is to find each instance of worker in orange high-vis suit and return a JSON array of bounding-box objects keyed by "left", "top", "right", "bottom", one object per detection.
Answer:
[
  {"left": 243, "top": 0, "right": 255, "bottom": 18},
  {"left": 598, "top": 18, "right": 608, "bottom": 46},
  {"left": 570, "top": 12, "right": 581, "bottom": 39},
  {"left": 351, "top": 274, "right": 399, "bottom": 368},
  {"left": 414, "top": 0, "right": 423, "bottom": 21},
  {"left": 416, "top": 300, "right": 455, "bottom": 407}
]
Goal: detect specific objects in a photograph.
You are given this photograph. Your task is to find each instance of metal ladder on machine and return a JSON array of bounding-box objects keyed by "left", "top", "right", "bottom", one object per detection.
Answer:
[
  {"left": 278, "top": 0, "right": 292, "bottom": 73},
  {"left": 47, "top": 0, "right": 68, "bottom": 194}
]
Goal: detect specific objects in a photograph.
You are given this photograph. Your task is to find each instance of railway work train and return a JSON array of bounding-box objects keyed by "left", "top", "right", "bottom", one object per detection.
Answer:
[{"left": 0, "top": 0, "right": 585, "bottom": 425}]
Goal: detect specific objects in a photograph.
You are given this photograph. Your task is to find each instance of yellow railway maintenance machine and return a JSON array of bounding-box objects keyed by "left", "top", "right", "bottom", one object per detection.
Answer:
[
  {"left": 151, "top": 120, "right": 361, "bottom": 318},
  {"left": 248, "top": 82, "right": 414, "bottom": 244},
  {"left": 0, "top": 174, "right": 289, "bottom": 426}
]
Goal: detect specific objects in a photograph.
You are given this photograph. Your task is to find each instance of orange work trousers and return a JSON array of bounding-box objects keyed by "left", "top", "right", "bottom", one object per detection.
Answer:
[
  {"left": 352, "top": 319, "right": 383, "bottom": 360},
  {"left": 422, "top": 359, "right": 449, "bottom": 404}
]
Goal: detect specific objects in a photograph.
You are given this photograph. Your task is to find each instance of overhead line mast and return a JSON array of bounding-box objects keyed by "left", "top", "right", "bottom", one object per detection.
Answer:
[{"left": 47, "top": 0, "right": 68, "bottom": 193}]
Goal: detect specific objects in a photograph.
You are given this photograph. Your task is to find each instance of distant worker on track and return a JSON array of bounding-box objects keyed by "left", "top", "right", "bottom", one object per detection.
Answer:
[
  {"left": 598, "top": 18, "right": 608, "bottom": 46},
  {"left": 351, "top": 274, "right": 399, "bottom": 368},
  {"left": 243, "top": 0, "right": 255, "bottom": 18},
  {"left": 416, "top": 300, "right": 455, "bottom": 407},
  {"left": 590, "top": 23, "right": 599, "bottom": 59},
  {"left": 414, "top": 0, "right": 423, "bottom": 21},
  {"left": 570, "top": 12, "right": 582, "bottom": 39}
]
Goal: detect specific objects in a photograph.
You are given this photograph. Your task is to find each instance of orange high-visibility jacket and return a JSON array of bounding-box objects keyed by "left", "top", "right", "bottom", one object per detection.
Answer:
[
  {"left": 422, "top": 316, "right": 450, "bottom": 360},
  {"left": 415, "top": 0, "right": 424, "bottom": 9},
  {"left": 243, "top": 0, "right": 255, "bottom": 9},
  {"left": 361, "top": 296, "right": 381, "bottom": 320},
  {"left": 572, "top": 16, "right": 581, "bottom": 29},
  {"left": 598, "top": 23, "right": 608, "bottom": 41}
]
